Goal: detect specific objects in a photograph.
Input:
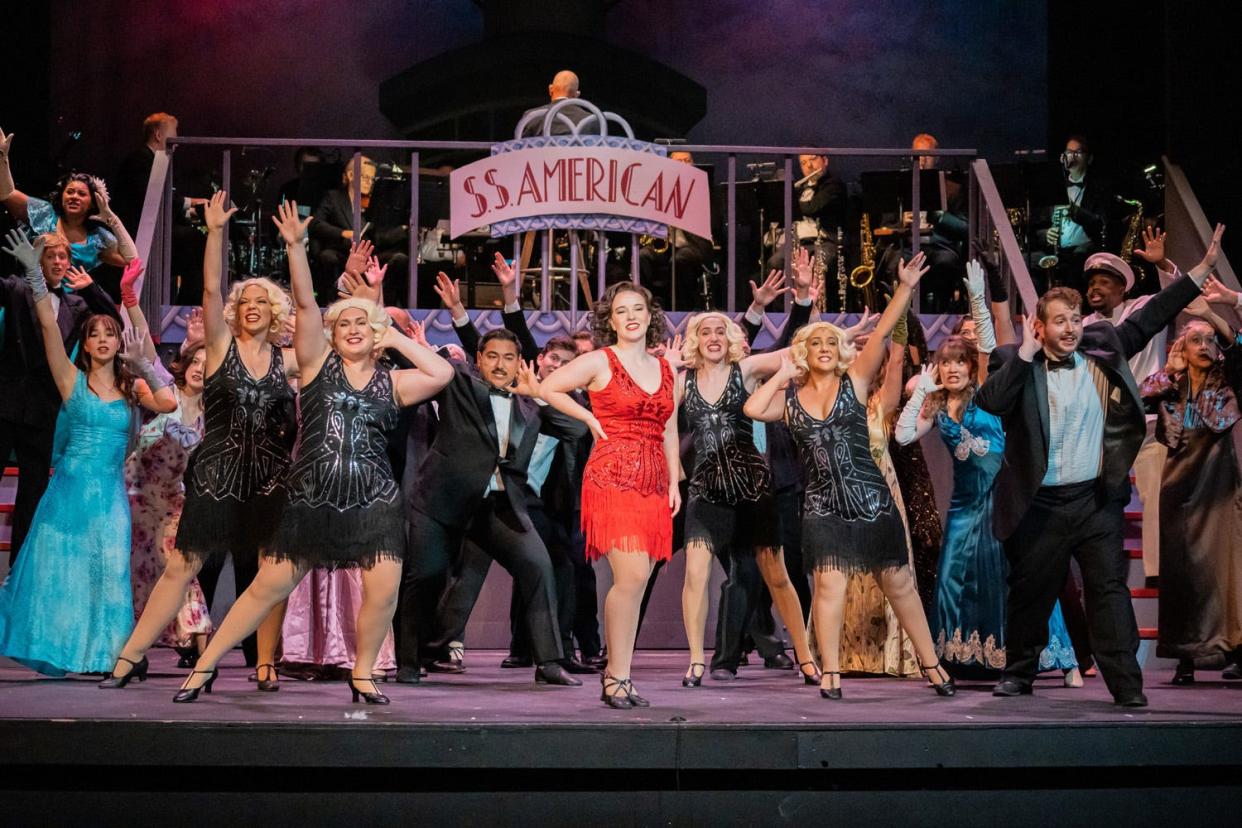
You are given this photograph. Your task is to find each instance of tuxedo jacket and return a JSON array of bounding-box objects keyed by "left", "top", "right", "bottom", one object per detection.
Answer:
[
  {"left": 409, "top": 361, "right": 587, "bottom": 531},
  {"left": 975, "top": 274, "right": 1201, "bottom": 540},
  {"left": 0, "top": 276, "right": 120, "bottom": 426},
  {"left": 452, "top": 311, "right": 589, "bottom": 522},
  {"left": 309, "top": 189, "right": 407, "bottom": 253}
]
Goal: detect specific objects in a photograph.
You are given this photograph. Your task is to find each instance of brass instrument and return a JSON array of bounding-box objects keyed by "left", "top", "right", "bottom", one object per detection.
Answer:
[
  {"left": 1118, "top": 197, "right": 1143, "bottom": 264},
  {"left": 849, "top": 213, "right": 875, "bottom": 288},
  {"left": 833, "top": 225, "right": 846, "bottom": 313},
  {"left": 1038, "top": 204, "right": 1069, "bottom": 270},
  {"left": 638, "top": 233, "right": 669, "bottom": 254}
]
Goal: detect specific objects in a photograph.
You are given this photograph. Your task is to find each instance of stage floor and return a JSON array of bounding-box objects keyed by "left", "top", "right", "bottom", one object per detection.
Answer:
[
  {"left": 5, "top": 649, "right": 1242, "bottom": 825},
  {"left": 4, "top": 647, "right": 1242, "bottom": 731}
]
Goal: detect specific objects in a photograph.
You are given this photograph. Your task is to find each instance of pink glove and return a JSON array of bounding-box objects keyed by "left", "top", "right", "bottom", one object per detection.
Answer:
[{"left": 120, "top": 257, "right": 144, "bottom": 308}]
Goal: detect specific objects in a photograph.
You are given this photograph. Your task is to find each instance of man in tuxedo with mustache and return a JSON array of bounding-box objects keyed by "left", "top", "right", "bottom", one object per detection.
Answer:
[{"left": 394, "top": 323, "right": 587, "bottom": 687}]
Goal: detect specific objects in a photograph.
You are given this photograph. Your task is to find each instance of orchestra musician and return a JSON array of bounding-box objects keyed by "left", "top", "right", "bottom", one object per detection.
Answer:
[
  {"left": 638, "top": 150, "right": 717, "bottom": 311},
  {"left": 766, "top": 153, "right": 846, "bottom": 302},
  {"left": 1032, "top": 135, "right": 1112, "bottom": 294},
  {"left": 309, "top": 155, "right": 410, "bottom": 306}
]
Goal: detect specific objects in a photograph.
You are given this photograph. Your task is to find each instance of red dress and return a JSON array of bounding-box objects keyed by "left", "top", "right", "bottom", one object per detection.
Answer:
[{"left": 581, "top": 347, "right": 675, "bottom": 561}]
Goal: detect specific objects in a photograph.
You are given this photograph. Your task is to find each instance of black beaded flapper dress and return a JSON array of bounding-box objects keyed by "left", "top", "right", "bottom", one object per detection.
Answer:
[
  {"left": 785, "top": 378, "right": 907, "bottom": 574},
  {"left": 268, "top": 352, "right": 405, "bottom": 569},
  {"left": 176, "top": 339, "right": 294, "bottom": 564},
  {"left": 682, "top": 364, "right": 780, "bottom": 554}
]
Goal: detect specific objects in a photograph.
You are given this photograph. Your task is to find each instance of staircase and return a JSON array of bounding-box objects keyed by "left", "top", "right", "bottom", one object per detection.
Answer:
[{"left": 1124, "top": 473, "right": 1174, "bottom": 672}]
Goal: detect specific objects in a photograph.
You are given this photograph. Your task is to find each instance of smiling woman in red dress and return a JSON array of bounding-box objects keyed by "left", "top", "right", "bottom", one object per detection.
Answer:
[{"left": 535, "top": 282, "right": 680, "bottom": 709}]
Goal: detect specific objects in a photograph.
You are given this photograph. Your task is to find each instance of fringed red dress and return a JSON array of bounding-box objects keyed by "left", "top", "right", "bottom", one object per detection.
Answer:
[{"left": 580, "top": 347, "right": 674, "bottom": 561}]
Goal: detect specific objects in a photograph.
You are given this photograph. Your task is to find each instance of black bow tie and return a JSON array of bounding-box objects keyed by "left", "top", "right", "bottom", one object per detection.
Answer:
[
  {"left": 1046, "top": 355, "right": 1077, "bottom": 372},
  {"left": 488, "top": 385, "right": 513, "bottom": 399},
  {"left": 49, "top": 284, "right": 65, "bottom": 298}
]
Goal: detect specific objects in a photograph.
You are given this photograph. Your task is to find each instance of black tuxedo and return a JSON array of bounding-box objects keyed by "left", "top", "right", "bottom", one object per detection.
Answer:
[
  {"left": 447, "top": 313, "right": 592, "bottom": 659},
  {"left": 975, "top": 274, "right": 1201, "bottom": 698},
  {"left": 0, "top": 276, "right": 119, "bottom": 562},
  {"left": 395, "top": 361, "right": 587, "bottom": 668},
  {"left": 519, "top": 100, "right": 599, "bottom": 138}
]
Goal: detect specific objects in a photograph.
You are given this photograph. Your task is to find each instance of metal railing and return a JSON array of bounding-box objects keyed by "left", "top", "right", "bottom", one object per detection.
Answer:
[{"left": 136, "top": 137, "right": 1064, "bottom": 345}]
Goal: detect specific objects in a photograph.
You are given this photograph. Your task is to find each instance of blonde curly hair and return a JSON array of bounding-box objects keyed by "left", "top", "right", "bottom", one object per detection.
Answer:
[
  {"left": 789, "top": 321, "right": 856, "bottom": 381},
  {"left": 681, "top": 312, "right": 747, "bottom": 369},
  {"left": 322, "top": 297, "right": 391, "bottom": 348},
  {"left": 223, "top": 277, "right": 293, "bottom": 342}
]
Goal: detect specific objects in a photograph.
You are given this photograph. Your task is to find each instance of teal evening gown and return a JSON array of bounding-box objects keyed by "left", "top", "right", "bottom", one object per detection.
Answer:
[
  {"left": 0, "top": 373, "right": 135, "bottom": 675},
  {"left": 932, "top": 402, "right": 1077, "bottom": 679}
]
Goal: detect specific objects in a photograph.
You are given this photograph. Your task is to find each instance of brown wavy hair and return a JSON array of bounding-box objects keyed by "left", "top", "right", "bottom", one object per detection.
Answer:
[
  {"left": 74, "top": 314, "right": 137, "bottom": 401},
  {"left": 590, "top": 282, "right": 667, "bottom": 349},
  {"left": 924, "top": 334, "right": 981, "bottom": 415},
  {"left": 172, "top": 341, "right": 206, "bottom": 389}
]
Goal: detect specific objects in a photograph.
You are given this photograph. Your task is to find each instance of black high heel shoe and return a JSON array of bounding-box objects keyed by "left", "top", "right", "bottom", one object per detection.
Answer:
[
  {"left": 819, "top": 671, "right": 842, "bottom": 700},
  {"left": 98, "top": 655, "right": 149, "bottom": 689},
  {"left": 601, "top": 673, "right": 632, "bottom": 708},
  {"left": 348, "top": 676, "right": 390, "bottom": 705},
  {"left": 798, "top": 660, "right": 822, "bottom": 686},
  {"left": 1172, "top": 659, "right": 1195, "bottom": 686},
  {"left": 920, "top": 660, "right": 957, "bottom": 697},
  {"left": 682, "top": 662, "right": 706, "bottom": 688},
  {"left": 255, "top": 663, "right": 280, "bottom": 692},
  {"left": 172, "top": 668, "right": 218, "bottom": 703}
]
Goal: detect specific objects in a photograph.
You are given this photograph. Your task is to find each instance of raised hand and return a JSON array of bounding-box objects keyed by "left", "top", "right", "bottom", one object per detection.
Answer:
[
  {"left": 2, "top": 227, "right": 42, "bottom": 274},
  {"left": 1134, "top": 226, "right": 1167, "bottom": 264},
  {"left": 663, "top": 332, "right": 686, "bottom": 370},
  {"left": 184, "top": 307, "right": 205, "bottom": 344},
  {"left": 512, "top": 359, "right": 541, "bottom": 397},
  {"left": 491, "top": 251, "right": 522, "bottom": 304},
  {"left": 844, "top": 307, "right": 878, "bottom": 341},
  {"left": 119, "top": 257, "right": 144, "bottom": 307},
  {"left": 1201, "top": 275, "right": 1240, "bottom": 307},
  {"left": 88, "top": 176, "right": 117, "bottom": 224},
  {"left": 344, "top": 238, "right": 375, "bottom": 278},
  {"left": 204, "top": 191, "right": 238, "bottom": 232},
  {"left": 964, "top": 259, "right": 986, "bottom": 299},
  {"left": 0, "top": 127, "right": 12, "bottom": 162},
  {"left": 776, "top": 351, "right": 799, "bottom": 382},
  {"left": 1199, "top": 223, "right": 1226, "bottom": 272},
  {"left": 790, "top": 247, "right": 814, "bottom": 296},
  {"left": 433, "top": 271, "right": 464, "bottom": 312},
  {"left": 914, "top": 363, "right": 942, "bottom": 395},
  {"left": 64, "top": 265, "right": 93, "bottom": 291},
  {"left": 271, "top": 199, "right": 311, "bottom": 246},
  {"left": 364, "top": 255, "right": 388, "bottom": 292},
  {"left": 897, "top": 251, "right": 929, "bottom": 288},
  {"left": 408, "top": 318, "right": 430, "bottom": 348},
  {"left": 119, "top": 325, "right": 149, "bottom": 368},
  {"left": 1018, "top": 313, "right": 1041, "bottom": 361},
  {"left": 1165, "top": 336, "right": 1187, "bottom": 374},
  {"left": 749, "top": 268, "right": 790, "bottom": 308}
]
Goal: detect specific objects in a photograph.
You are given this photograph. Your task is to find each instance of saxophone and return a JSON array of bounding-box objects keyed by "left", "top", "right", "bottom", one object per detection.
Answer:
[
  {"left": 810, "top": 234, "right": 829, "bottom": 315},
  {"left": 1038, "top": 204, "right": 1069, "bottom": 270},
  {"left": 1118, "top": 197, "right": 1143, "bottom": 264},
  {"left": 849, "top": 213, "right": 875, "bottom": 288},
  {"left": 638, "top": 233, "right": 669, "bottom": 254}
]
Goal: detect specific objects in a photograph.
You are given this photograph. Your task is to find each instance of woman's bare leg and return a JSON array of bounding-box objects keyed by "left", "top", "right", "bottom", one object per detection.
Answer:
[
  {"left": 812, "top": 568, "right": 848, "bottom": 691},
  {"left": 603, "top": 549, "right": 655, "bottom": 683},
  {"left": 111, "top": 550, "right": 203, "bottom": 677},
  {"left": 756, "top": 547, "right": 815, "bottom": 672},
  {"left": 680, "top": 542, "right": 713, "bottom": 678},
  {"left": 353, "top": 559, "right": 402, "bottom": 692}
]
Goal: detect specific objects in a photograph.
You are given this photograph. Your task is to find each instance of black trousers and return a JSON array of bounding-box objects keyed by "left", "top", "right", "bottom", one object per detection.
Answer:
[
  {"left": 508, "top": 506, "right": 575, "bottom": 659},
  {"left": 1002, "top": 480, "right": 1142, "bottom": 698},
  {"left": 396, "top": 495, "right": 564, "bottom": 668},
  {"left": 570, "top": 522, "right": 601, "bottom": 658},
  {"left": 0, "top": 416, "right": 53, "bottom": 566},
  {"left": 713, "top": 547, "right": 786, "bottom": 671},
  {"left": 197, "top": 552, "right": 259, "bottom": 666}
]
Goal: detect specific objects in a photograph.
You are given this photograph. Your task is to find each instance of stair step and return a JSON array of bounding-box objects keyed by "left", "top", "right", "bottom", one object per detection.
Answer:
[
  {"left": 1130, "top": 587, "right": 1159, "bottom": 598},
  {"left": 0, "top": 504, "right": 12, "bottom": 513},
  {"left": 1139, "top": 627, "right": 1157, "bottom": 639},
  {"left": 3, "top": 466, "right": 15, "bottom": 477},
  {"left": 1125, "top": 510, "right": 1142, "bottom": 521}
]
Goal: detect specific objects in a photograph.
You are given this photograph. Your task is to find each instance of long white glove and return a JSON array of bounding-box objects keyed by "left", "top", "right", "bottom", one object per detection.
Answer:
[
  {"left": 964, "top": 260, "right": 997, "bottom": 354},
  {"left": 895, "top": 365, "right": 940, "bottom": 445}
]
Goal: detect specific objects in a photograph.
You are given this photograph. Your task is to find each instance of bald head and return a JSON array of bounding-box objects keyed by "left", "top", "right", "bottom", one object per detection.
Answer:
[
  {"left": 550, "top": 70, "right": 580, "bottom": 101},
  {"left": 912, "top": 133, "right": 939, "bottom": 169}
]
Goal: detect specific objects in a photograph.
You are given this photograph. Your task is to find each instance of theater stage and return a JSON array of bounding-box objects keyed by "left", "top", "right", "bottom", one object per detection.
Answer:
[{"left": 2, "top": 649, "right": 1241, "bottom": 826}]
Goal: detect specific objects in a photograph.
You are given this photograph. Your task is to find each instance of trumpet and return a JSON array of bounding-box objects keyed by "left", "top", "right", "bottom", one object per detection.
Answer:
[
  {"left": 849, "top": 213, "right": 875, "bottom": 288},
  {"left": 639, "top": 233, "right": 669, "bottom": 254}
]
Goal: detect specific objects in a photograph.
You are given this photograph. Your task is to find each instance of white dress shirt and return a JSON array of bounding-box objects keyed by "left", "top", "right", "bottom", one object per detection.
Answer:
[{"left": 1042, "top": 352, "right": 1105, "bottom": 486}]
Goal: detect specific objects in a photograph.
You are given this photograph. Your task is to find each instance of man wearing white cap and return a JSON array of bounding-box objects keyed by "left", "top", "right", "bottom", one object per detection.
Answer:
[{"left": 1083, "top": 231, "right": 1177, "bottom": 588}]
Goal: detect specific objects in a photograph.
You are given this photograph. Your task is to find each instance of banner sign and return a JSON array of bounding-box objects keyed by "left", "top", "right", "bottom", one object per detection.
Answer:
[{"left": 449, "top": 135, "right": 712, "bottom": 240}]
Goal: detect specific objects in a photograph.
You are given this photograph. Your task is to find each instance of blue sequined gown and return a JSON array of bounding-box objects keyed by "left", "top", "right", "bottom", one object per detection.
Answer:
[
  {"left": 933, "top": 403, "right": 1077, "bottom": 678},
  {"left": 0, "top": 374, "right": 135, "bottom": 675}
]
